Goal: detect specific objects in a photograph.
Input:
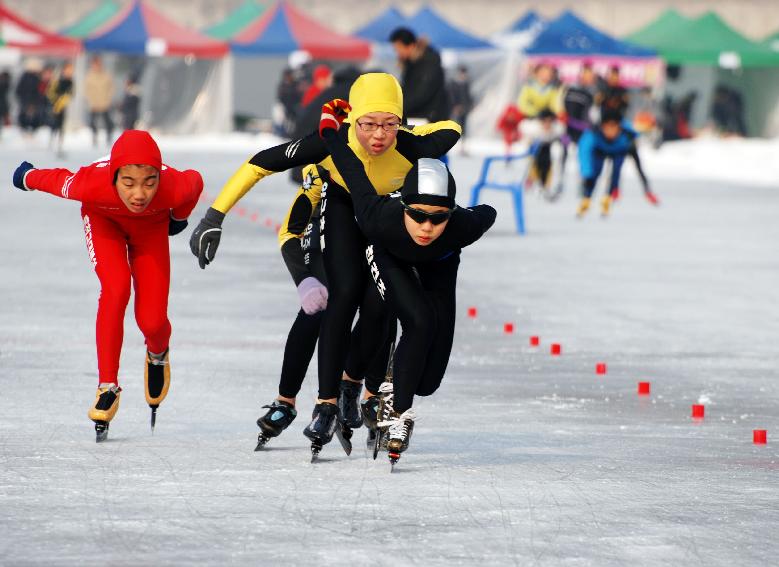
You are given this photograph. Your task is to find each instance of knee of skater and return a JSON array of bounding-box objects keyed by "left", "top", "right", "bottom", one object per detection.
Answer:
[
  {"left": 99, "top": 284, "right": 131, "bottom": 309},
  {"left": 403, "top": 305, "right": 435, "bottom": 337},
  {"left": 136, "top": 314, "right": 170, "bottom": 339},
  {"left": 415, "top": 383, "right": 441, "bottom": 397}
]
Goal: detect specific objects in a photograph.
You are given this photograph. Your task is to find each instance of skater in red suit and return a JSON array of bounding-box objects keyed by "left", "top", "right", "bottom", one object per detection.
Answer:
[{"left": 12, "top": 130, "right": 203, "bottom": 441}]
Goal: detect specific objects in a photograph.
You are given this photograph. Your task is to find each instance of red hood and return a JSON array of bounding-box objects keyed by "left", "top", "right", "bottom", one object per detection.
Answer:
[{"left": 110, "top": 130, "right": 162, "bottom": 181}]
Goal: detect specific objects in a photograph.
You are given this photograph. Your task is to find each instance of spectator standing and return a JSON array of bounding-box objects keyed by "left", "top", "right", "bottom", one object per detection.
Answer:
[
  {"left": 0, "top": 70, "right": 11, "bottom": 132},
  {"left": 301, "top": 65, "right": 332, "bottom": 108},
  {"left": 85, "top": 56, "right": 115, "bottom": 147},
  {"left": 448, "top": 65, "right": 473, "bottom": 151},
  {"left": 120, "top": 73, "right": 142, "bottom": 131},
  {"left": 390, "top": 27, "right": 450, "bottom": 122},
  {"left": 16, "top": 59, "right": 44, "bottom": 134},
  {"left": 47, "top": 62, "right": 74, "bottom": 157}
]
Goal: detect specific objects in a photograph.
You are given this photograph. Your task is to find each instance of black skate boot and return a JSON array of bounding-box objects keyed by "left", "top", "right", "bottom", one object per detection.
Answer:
[
  {"left": 145, "top": 349, "right": 170, "bottom": 432},
  {"left": 371, "top": 381, "right": 394, "bottom": 459},
  {"left": 255, "top": 400, "right": 297, "bottom": 451},
  {"left": 303, "top": 402, "right": 349, "bottom": 461},
  {"left": 361, "top": 395, "right": 381, "bottom": 448},
  {"left": 338, "top": 380, "right": 363, "bottom": 429},
  {"left": 379, "top": 408, "right": 417, "bottom": 471}
]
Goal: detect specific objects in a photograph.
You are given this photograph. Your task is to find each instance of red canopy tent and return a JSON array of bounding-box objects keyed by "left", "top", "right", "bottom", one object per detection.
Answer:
[
  {"left": 84, "top": 0, "right": 227, "bottom": 58},
  {"left": 231, "top": 0, "right": 371, "bottom": 60},
  {"left": 0, "top": 3, "right": 80, "bottom": 57}
]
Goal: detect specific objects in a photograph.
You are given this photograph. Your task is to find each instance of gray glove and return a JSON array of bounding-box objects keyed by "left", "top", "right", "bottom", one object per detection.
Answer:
[{"left": 297, "top": 277, "right": 328, "bottom": 315}]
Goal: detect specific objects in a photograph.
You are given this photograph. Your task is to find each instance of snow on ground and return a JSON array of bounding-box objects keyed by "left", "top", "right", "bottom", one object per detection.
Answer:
[{"left": 1, "top": 130, "right": 778, "bottom": 566}]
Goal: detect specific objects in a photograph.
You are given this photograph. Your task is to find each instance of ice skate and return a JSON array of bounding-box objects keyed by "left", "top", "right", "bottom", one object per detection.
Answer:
[
  {"left": 600, "top": 195, "right": 612, "bottom": 217},
  {"left": 362, "top": 396, "right": 381, "bottom": 449},
  {"left": 576, "top": 197, "right": 591, "bottom": 218},
  {"left": 145, "top": 348, "right": 170, "bottom": 432},
  {"left": 338, "top": 379, "right": 363, "bottom": 429},
  {"left": 255, "top": 400, "right": 297, "bottom": 450},
  {"left": 372, "top": 381, "right": 395, "bottom": 459},
  {"left": 645, "top": 191, "right": 660, "bottom": 206},
  {"left": 88, "top": 383, "right": 122, "bottom": 443},
  {"left": 378, "top": 408, "right": 417, "bottom": 470},
  {"left": 304, "top": 402, "right": 351, "bottom": 461}
]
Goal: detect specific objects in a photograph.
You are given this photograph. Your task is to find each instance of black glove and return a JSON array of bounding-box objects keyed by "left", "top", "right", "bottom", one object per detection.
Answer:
[
  {"left": 13, "top": 161, "right": 35, "bottom": 191},
  {"left": 189, "top": 207, "right": 225, "bottom": 269},
  {"left": 168, "top": 214, "right": 188, "bottom": 236}
]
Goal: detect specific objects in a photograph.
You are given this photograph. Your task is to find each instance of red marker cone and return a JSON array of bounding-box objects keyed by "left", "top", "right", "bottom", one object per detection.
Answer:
[
  {"left": 550, "top": 343, "right": 561, "bottom": 356},
  {"left": 596, "top": 363, "right": 607, "bottom": 375},
  {"left": 503, "top": 323, "right": 514, "bottom": 334},
  {"left": 691, "top": 404, "right": 705, "bottom": 419},
  {"left": 250, "top": 212, "right": 259, "bottom": 222},
  {"left": 529, "top": 336, "right": 540, "bottom": 347},
  {"left": 637, "top": 382, "right": 650, "bottom": 396},
  {"left": 467, "top": 307, "right": 477, "bottom": 318},
  {"left": 753, "top": 430, "right": 767, "bottom": 445}
]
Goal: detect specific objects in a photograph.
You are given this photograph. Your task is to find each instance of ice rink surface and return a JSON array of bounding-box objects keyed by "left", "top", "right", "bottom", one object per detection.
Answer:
[{"left": 1, "top": 134, "right": 778, "bottom": 566}]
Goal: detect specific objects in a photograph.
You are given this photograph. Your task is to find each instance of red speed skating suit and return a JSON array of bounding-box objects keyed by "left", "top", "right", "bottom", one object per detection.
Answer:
[{"left": 24, "top": 131, "right": 203, "bottom": 384}]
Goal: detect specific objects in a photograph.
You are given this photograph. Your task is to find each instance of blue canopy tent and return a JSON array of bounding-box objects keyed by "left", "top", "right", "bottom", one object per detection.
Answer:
[
  {"left": 354, "top": 6, "right": 408, "bottom": 43},
  {"left": 526, "top": 11, "right": 654, "bottom": 58},
  {"left": 506, "top": 10, "right": 545, "bottom": 34},
  {"left": 405, "top": 6, "right": 494, "bottom": 50},
  {"left": 524, "top": 11, "right": 660, "bottom": 86},
  {"left": 356, "top": 5, "right": 493, "bottom": 50}
]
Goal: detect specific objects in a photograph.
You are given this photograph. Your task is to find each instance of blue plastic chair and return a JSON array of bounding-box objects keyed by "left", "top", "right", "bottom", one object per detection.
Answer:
[{"left": 468, "top": 146, "right": 536, "bottom": 235}]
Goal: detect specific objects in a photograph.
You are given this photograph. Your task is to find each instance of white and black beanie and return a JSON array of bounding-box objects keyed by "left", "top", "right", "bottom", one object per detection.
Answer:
[{"left": 401, "top": 158, "right": 456, "bottom": 209}]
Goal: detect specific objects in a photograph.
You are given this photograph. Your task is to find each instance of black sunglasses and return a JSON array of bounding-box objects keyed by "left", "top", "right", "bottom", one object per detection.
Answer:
[{"left": 401, "top": 200, "right": 456, "bottom": 225}]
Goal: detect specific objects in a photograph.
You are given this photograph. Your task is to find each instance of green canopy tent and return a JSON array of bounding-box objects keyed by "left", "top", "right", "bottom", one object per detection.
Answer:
[
  {"left": 60, "top": 0, "right": 121, "bottom": 38},
  {"left": 204, "top": 0, "right": 266, "bottom": 40},
  {"left": 626, "top": 9, "right": 691, "bottom": 47},
  {"left": 628, "top": 11, "right": 779, "bottom": 136}
]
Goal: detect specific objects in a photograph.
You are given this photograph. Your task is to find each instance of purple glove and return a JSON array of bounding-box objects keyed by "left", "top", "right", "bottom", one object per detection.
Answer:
[{"left": 297, "top": 277, "right": 328, "bottom": 315}]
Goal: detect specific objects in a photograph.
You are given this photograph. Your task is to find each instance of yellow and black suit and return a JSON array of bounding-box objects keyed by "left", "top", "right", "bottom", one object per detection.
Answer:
[{"left": 209, "top": 119, "right": 460, "bottom": 400}]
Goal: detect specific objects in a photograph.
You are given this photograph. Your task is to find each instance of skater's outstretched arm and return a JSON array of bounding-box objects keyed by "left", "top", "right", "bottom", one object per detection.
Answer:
[
  {"left": 14, "top": 161, "right": 85, "bottom": 200},
  {"left": 394, "top": 120, "right": 461, "bottom": 161}
]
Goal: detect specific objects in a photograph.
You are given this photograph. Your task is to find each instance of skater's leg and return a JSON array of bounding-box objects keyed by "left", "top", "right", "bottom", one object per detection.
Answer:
[
  {"left": 414, "top": 254, "right": 460, "bottom": 397},
  {"left": 84, "top": 212, "right": 132, "bottom": 385},
  {"left": 128, "top": 218, "right": 171, "bottom": 353},
  {"left": 370, "top": 247, "right": 434, "bottom": 414},
  {"left": 278, "top": 308, "right": 323, "bottom": 400},
  {"left": 628, "top": 143, "right": 650, "bottom": 193},
  {"left": 317, "top": 185, "right": 367, "bottom": 403}
]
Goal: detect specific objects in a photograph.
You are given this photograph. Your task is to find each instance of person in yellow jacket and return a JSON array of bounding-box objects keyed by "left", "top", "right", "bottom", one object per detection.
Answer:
[
  {"left": 254, "top": 165, "right": 396, "bottom": 450},
  {"left": 190, "top": 73, "right": 461, "bottom": 455},
  {"left": 517, "top": 63, "right": 563, "bottom": 190},
  {"left": 46, "top": 61, "right": 74, "bottom": 157}
]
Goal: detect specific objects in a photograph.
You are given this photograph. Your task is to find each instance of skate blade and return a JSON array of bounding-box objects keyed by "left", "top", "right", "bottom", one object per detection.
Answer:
[
  {"left": 366, "top": 428, "right": 377, "bottom": 450},
  {"left": 372, "top": 429, "right": 384, "bottom": 460},
  {"left": 150, "top": 406, "right": 158, "bottom": 433},
  {"left": 255, "top": 434, "right": 271, "bottom": 451},
  {"left": 335, "top": 424, "right": 352, "bottom": 456},
  {"left": 389, "top": 451, "right": 400, "bottom": 472},
  {"left": 95, "top": 421, "right": 109, "bottom": 443},
  {"left": 310, "top": 441, "right": 323, "bottom": 463}
]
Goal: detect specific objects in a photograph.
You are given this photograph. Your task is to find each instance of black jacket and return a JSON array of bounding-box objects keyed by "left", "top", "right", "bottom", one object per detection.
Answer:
[
  {"left": 322, "top": 128, "right": 495, "bottom": 264},
  {"left": 400, "top": 45, "right": 450, "bottom": 122}
]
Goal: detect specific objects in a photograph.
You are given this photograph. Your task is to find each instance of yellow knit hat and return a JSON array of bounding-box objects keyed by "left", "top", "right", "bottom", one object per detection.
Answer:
[{"left": 348, "top": 73, "right": 403, "bottom": 123}]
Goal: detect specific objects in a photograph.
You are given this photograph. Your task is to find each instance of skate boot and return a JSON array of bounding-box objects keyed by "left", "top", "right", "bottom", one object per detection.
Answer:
[
  {"left": 303, "top": 402, "right": 340, "bottom": 461},
  {"left": 379, "top": 408, "right": 417, "bottom": 470},
  {"left": 645, "top": 191, "right": 660, "bottom": 206},
  {"left": 576, "top": 198, "right": 591, "bottom": 217},
  {"left": 361, "top": 395, "right": 381, "bottom": 448},
  {"left": 255, "top": 400, "right": 297, "bottom": 450},
  {"left": 145, "top": 349, "right": 170, "bottom": 432},
  {"left": 88, "top": 383, "right": 122, "bottom": 443},
  {"left": 338, "top": 380, "right": 363, "bottom": 429},
  {"left": 600, "top": 195, "right": 612, "bottom": 216},
  {"left": 371, "top": 382, "right": 395, "bottom": 458}
]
